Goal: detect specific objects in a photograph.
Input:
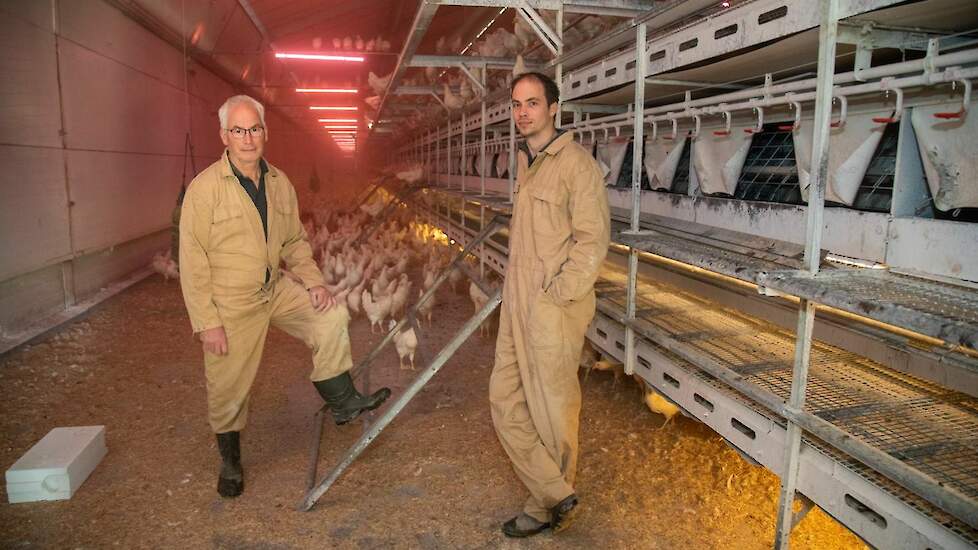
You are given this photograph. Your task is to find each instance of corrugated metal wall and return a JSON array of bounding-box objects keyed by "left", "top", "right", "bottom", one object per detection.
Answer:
[{"left": 0, "top": 0, "right": 345, "bottom": 339}]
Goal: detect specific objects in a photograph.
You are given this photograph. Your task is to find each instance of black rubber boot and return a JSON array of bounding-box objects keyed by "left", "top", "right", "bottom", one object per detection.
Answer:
[
  {"left": 216, "top": 431, "right": 243, "bottom": 498},
  {"left": 550, "top": 493, "right": 580, "bottom": 533},
  {"left": 313, "top": 372, "right": 391, "bottom": 425},
  {"left": 502, "top": 514, "right": 550, "bottom": 538}
]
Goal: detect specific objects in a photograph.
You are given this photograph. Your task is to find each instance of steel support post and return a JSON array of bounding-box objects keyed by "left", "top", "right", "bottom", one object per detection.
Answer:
[
  {"left": 623, "top": 22, "right": 648, "bottom": 377},
  {"left": 461, "top": 110, "right": 467, "bottom": 193},
  {"left": 774, "top": 1, "right": 839, "bottom": 547},
  {"left": 508, "top": 109, "right": 516, "bottom": 202},
  {"left": 555, "top": 6, "right": 563, "bottom": 129},
  {"left": 447, "top": 117, "right": 452, "bottom": 189}
]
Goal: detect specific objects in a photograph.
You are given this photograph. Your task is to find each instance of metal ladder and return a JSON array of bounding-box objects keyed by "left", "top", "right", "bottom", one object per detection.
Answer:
[{"left": 299, "top": 213, "right": 508, "bottom": 511}]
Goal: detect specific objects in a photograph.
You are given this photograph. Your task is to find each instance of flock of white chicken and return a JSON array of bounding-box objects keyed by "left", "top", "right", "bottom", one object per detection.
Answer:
[
  {"left": 295, "top": 192, "right": 503, "bottom": 372},
  {"left": 151, "top": 175, "right": 682, "bottom": 426}
]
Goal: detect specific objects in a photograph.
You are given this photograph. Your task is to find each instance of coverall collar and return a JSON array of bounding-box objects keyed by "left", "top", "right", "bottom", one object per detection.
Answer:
[
  {"left": 519, "top": 129, "right": 573, "bottom": 164},
  {"left": 219, "top": 149, "right": 277, "bottom": 180}
]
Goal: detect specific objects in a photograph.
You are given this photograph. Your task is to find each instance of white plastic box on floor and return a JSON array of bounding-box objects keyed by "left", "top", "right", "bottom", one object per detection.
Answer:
[{"left": 5, "top": 426, "right": 107, "bottom": 504}]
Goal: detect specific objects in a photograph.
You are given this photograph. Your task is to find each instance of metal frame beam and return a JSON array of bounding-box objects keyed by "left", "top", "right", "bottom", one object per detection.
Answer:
[
  {"left": 515, "top": 4, "right": 562, "bottom": 55},
  {"left": 407, "top": 54, "right": 535, "bottom": 69},
  {"left": 369, "top": 2, "right": 439, "bottom": 142},
  {"left": 430, "top": 0, "right": 658, "bottom": 17}
]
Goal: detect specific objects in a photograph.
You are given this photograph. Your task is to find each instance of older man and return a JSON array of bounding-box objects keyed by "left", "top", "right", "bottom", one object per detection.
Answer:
[
  {"left": 489, "top": 72, "right": 610, "bottom": 537},
  {"left": 179, "top": 95, "right": 390, "bottom": 498}
]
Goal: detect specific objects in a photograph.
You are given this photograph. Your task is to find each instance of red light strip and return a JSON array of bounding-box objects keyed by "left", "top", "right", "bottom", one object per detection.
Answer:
[
  {"left": 296, "top": 88, "right": 357, "bottom": 94},
  {"left": 276, "top": 53, "right": 364, "bottom": 62}
]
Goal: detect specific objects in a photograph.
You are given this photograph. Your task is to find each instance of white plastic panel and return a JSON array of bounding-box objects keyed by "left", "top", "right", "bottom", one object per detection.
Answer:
[
  {"left": 644, "top": 135, "right": 687, "bottom": 191},
  {"left": 0, "top": 0, "right": 55, "bottom": 32},
  {"left": 66, "top": 150, "right": 182, "bottom": 252},
  {"left": 0, "top": 262, "right": 65, "bottom": 339},
  {"left": 886, "top": 217, "right": 978, "bottom": 283},
  {"left": 129, "top": 0, "right": 238, "bottom": 55},
  {"left": 794, "top": 112, "right": 886, "bottom": 206},
  {"left": 692, "top": 124, "right": 753, "bottom": 196},
  {"left": 0, "top": 12, "right": 62, "bottom": 148},
  {"left": 0, "top": 146, "right": 71, "bottom": 280},
  {"left": 72, "top": 231, "right": 168, "bottom": 302},
  {"left": 58, "top": 0, "right": 186, "bottom": 91},
  {"left": 58, "top": 38, "right": 186, "bottom": 155},
  {"left": 911, "top": 100, "right": 978, "bottom": 211},
  {"left": 596, "top": 137, "right": 629, "bottom": 186}
]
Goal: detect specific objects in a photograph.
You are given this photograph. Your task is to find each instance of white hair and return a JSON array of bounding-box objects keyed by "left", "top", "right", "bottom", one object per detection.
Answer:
[{"left": 218, "top": 95, "right": 266, "bottom": 129}]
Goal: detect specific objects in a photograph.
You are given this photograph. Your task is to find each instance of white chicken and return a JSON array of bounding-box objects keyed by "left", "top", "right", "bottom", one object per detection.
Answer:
[
  {"left": 459, "top": 78, "right": 474, "bottom": 102},
  {"left": 347, "top": 279, "right": 366, "bottom": 316},
  {"left": 396, "top": 163, "right": 424, "bottom": 183},
  {"left": 416, "top": 288, "right": 435, "bottom": 327},
  {"left": 390, "top": 319, "right": 418, "bottom": 370},
  {"left": 368, "top": 71, "right": 392, "bottom": 96},
  {"left": 643, "top": 385, "right": 681, "bottom": 429},
  {"left": 468, "top": 280, "right": 492, "bottom": 337},
  {"left": 151, "top": 249, "right": 179, "bottom": 282},
  {"left": 443, "top": 84, "right": 464, "bottom": 111},
  {"left": 512, "top": 54, "right": 527, "bottom": 77},
  {"left": 588, "top": 358, "right": 625, "bottom": 388},
  {"left": 390, "top": 275, "right": 412, "bottom": 319},
  {"left": 447, "top": 266, "right": 463, "bottom": 293},
  {"left": 362, "top": 289, "right": 392, "bottom": 333}
]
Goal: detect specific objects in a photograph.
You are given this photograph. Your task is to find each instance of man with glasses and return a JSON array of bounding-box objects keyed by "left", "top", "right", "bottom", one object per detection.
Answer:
[{"left": 179, "top": 95, "right": 390, "bottom": 498}]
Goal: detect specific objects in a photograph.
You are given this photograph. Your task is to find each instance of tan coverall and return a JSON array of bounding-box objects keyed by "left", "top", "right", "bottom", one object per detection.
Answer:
[
  {"left": 489, "top": 131, "right": 611, "bottom": 522},
  {"left": 179, "top": 151, "right": 352, "bottom": 433}
]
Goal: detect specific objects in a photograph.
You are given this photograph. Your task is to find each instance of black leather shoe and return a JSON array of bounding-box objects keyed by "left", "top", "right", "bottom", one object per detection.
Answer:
[
  {"left": 216, "top": 431, "right": 243, "bottom": 498},
  {"left": 550, "top": 493, "right": 579, "bottom": 533},
  {"left": 502, "top": 514, "right": 550, "bottom": 538},
  {"left": 313, "top": 372, "right": 391, "bottom": 425}
]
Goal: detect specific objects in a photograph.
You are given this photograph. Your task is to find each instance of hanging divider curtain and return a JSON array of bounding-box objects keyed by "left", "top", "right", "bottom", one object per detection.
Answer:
[
  {"left": 596, "top": 137, "right": 630, "bottom": 186},
  {"left": 692, "top": 123, "right": 753, "bottom": 196},
  {"left": 644, "top": 136, "right": 688, "bottom": 192},
  {"left": 588, "top": 141, "right": 612, "bottom": 180},
  {"left": 794, "top": 111, "right": 885, "bottom": 206},
  {"left": 911, "top": 99, "right": 978, "bottom": 210},
  {"left": 496, "top": 151, "right": 509, "bottom": 179}
]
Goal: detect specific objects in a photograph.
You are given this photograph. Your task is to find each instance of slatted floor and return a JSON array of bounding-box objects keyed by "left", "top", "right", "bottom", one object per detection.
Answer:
[
  {"left": 415, "top": 184, "right": 978, "bottom": 538},
  {"left": 594, "top": 268, "right": 978, "bottom": 539}
]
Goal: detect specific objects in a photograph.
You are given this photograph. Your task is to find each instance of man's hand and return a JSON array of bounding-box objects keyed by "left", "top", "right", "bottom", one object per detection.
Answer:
[
  {"left": 199, "top": 326, "right": 228, "bottom": 356},
  {"left": 308, "top": 286, "right": 336, "bottom": 312}
]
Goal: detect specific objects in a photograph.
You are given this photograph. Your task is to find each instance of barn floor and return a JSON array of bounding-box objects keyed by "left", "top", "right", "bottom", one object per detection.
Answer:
[{"left": 0, "top": 268, "right": 867, "bottom": 549}]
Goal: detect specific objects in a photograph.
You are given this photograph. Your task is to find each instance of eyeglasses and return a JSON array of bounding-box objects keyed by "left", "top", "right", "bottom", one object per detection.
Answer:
[{"left": 225, "top": 126, "right": 265, "bottom": 139}]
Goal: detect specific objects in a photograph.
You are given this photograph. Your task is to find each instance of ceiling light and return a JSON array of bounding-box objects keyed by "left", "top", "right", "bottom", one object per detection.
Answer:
[
  {"left": 323, "top": 125, "right": 358, "bottom": 129},
  {"left": 310, "top": 106, "right": 357, "bottom": 111},
  {"left": 318, "top": 118, "right": 357, "bottom": 123},
  {"left": 276, "top": 53, "right": 364, "bottom": 62},
  {"left": 296, "top": 88, "right": 358, "bottom": 93}
]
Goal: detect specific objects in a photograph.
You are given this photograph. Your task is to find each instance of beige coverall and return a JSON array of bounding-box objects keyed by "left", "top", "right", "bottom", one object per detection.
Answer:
[
  {"left": 179, "top": 152, "right": 352, "bottom": 433},
  {"left": 489, "top": 131, "right": 611, "bottom": 522}
]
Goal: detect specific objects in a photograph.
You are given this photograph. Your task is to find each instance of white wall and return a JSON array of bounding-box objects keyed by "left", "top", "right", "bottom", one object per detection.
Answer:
[{"left": 0, "top": 0, "right": 346, "bottom": 338}]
